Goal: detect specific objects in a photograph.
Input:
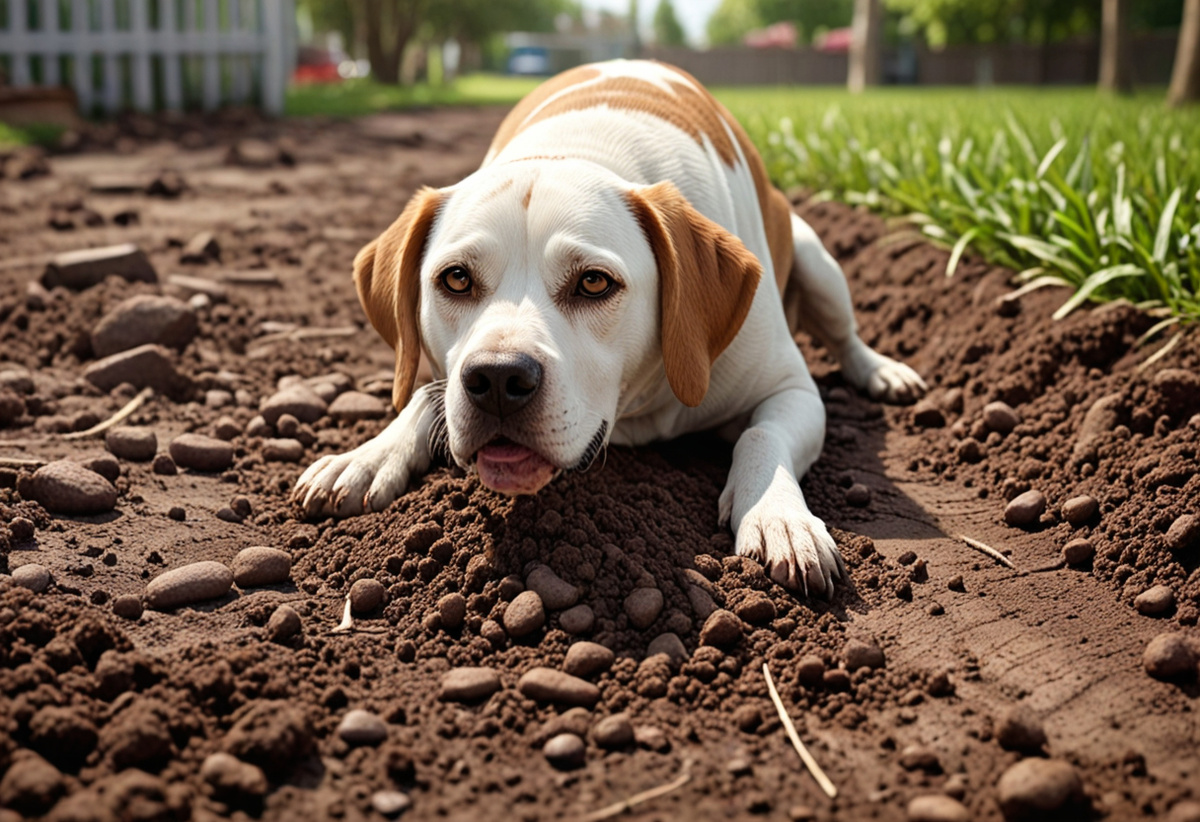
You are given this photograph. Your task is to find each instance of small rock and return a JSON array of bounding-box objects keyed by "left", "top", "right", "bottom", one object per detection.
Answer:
[
  {"left": 84, "top": 344, "right": 184, "bottom": 395},
  {"left": 275, "top": 413, "right": 300, "bottom": 437},
  {"left": 0, "top": 752, "right": 66, "bottom": 815},
  {"left": 1167, "top": 801, "right": 1200, "bottom": 822},
  {"left": 1062, "top": 538, "right": 1094, "bottom": 565},
  {"left": 213, "top": 416, "right": 240, "bottom": 440},
  {"left": 112, "top": 595, "right": 143, "bottom": 620},
  {"left": 634, "top": 725, "right": 669, "bottom": 752},
  {"left": 956, "top": 438, "right": 984, "bottom": 463},
  {"left": 0, "top": 390, "right": 25, "bottom": 426},
  {"left": 984, "top": 401, "right": 1019, "bottom": 434},
  {"left": 167, "top": 273, "right": 228, "bottom": 302},
  {"left": 260, "top": 385, "right": 327, "bottom": 425},
  {"left": 700, "top": 609, "right": 743, "bottom": 647},
  {"left": 526, "top": 565, "right": 579, "bottom": 610},
  {"left": 262, "top": 438, "right": 304, "bottom": 462},
  {"left": 81, "top": 455, "right": 121, "bottom": 483},
  {"left": 169, "top": 433, "right": 235, "bottom": 472},
  {"left": 337, "top": 709, "right": 387, "bottom": 746},
  {"left": 438, "top": 593, "right": 466, "bottom": 630},
  {"left": 899, "top": 744, "right": 940, "bottom": 772},
  {"left": 42, "top": 243, "right": 156, "bottom": 290},
  {"left": 563, "top": 641, "right": 615, "bottom": 678},
  {"left": 206, "top": 389, "right": 233, "bottom": 408},
  {"left": 913, "top": 400, "right": 946, "bottom": 428},
  {"left": 246, "top": 415, "right": 270, "bottom": 437},
  {"left": 350, "top": 578, "right": 386, "bottom": 613},
  {"left": 1005, "top": 489, "right": 1046, "bottom": 528},
  {"left": 995, "top": 705, "right": 1047, "bottom": 753},
  {"left": 591, "top": 713, "right": 634, "bottom": 749},
  {"left": 91, "top": 295, "right": 196, "bottom": 357},
  {"left": 559, "top": 604, "right": 595, "bottom": 634},
  {"left": 845, "top": 483, "right": 871, "bottom": 507},
  {"left": 796, "top": 655, "right": 826, "bottom": 686},
  {"left": 226, "top": 138, "right": 289, "bottom": 168},
  {"left": 1072, "top": 393, "right": 1122, "bottom": 463},
  {"left": 504, "top": 590, "right": 545, "bottom": 638},
  {"left": 145, "top": 561, "right": 233, "bottom": 610},
  {"left": 647, "top": 632, "right": 688, "bottom": 667},
  {"left": 0, "top": 367, "right": 35, "bottom": 394},
  {"left": 29, "top": 459, "right": 117, "bottom": 514},
  {"left": 12, "top": 564, "right": 51, "bottom": 593},
  {"left": 231, "top": 546, "right": 291, "bottom": 588},
  {"left": 734, "top": 705, "right": 762, "bottom": 732},
  {"left": 518, "top": 667, "right": 600, "bottom": 707},
  {"left": 543, "top": 733, "right": 585, "bottom": 769},
  {"left": 1061, "top": 495, "right": 1098, "bottom": 526},
  {"left": 996, "top": 758, "right": 1084, "bottom": 821},
  {"left": 1134, "top": 585, "right": 1175, "bottom": 616},
  {"left": 105, "top": 426, "right": 157, "bottom": 461},
  {"left": 371, "top": 790, "right": 411, "bottom": 818},
  {"left": 266, "top": 605, "right": 301, "bottom": 642},
  {"left": 152, "top": 454, "right": 178, "bottom": 475},
  {"left": 181, "top": 230, "right": 220, "bottom": 263},
  {"left": 1166, "top": 514, "right": 1199, "bottom": 552},
  {"left": 1143, "top": 633, "right": 1197, "bottom": 680},
  {"left": 906, "top": 794, "right": 969, "bottom": 822},
  {"left": 328, "top": 391, "right": 387, "bottom": 422},
  {"left": 843, "top": 638, "right": 885, "bottom": 670},
  {"left": 201, "top": 752, "right": 268, "bottom": 797},
  {"left": 9, "top": 517, "right": 34, "bottom": 541},
  {"left": 624, "top": 587, "right": 664, "bottom": 629},
  {"left": 440, "top": 667, "right": 501, "bottom": 702}
]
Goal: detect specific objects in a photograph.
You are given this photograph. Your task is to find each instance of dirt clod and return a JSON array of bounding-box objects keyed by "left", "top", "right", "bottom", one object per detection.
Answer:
[
  {"left": 843, "top": 638, "right": 885, "bottom": 670},
  {"left": 995, "top": 705, "right": 1047, "bottom": 753},
  {"left": 700, "top": 609, "right": 743, "bottom": 647},
  {"left": 201, "top": 752, "right": 268, "bottom": 798}
]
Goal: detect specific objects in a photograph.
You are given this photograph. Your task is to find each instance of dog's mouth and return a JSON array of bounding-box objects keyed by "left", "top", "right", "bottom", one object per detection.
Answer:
[{"left": 474, "top": 437, "right": 559, "bottom": 496}]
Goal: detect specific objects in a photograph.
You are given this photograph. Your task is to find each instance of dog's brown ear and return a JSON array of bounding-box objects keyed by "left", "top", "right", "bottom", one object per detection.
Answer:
[
  {"left": 626, "top": 181, "right": 762, "bottom": 407},
  {"left": 354, "top": 187, "right": 444, "bottom": 411}
]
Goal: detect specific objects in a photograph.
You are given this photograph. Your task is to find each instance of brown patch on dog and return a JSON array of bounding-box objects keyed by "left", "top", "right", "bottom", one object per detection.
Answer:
[
  {"left": 487, "top": 66, "right": 602, "bottom": 160},
  {"left": 625, "top": 181, "right": 762, "bottom": 407},
  {"left": 521, "top": 183, "right": 533, "bottom": 210},
  {"left": 354, "top": 186, "right": 443, "bottom": 411},
  {"left": 480, "top": 178, "right": 514, "bottom": 203}
]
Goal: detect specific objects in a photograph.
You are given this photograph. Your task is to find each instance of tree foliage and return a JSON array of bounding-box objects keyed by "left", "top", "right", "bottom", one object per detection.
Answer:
[
  {"left": 653, "top": 0, "right": 687, "bottom": 46},
  {"left": 756, "top": 0, "right": 854, "bottom": 43},
  {"left": 706, "top": 0, "right": 764, "bottom": 45}
]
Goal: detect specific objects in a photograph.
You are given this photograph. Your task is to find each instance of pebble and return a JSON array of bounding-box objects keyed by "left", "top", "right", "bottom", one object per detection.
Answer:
[
  {"left": 30, "top": 460, "right": 117, "bottom": 514},
  {"left": 983, "top": 401, "right": 1019, "bottom": 434},
  {"left": 563, "top": 641, "right": 615, "bottom": 678},
  {"left": 559, "top": 604, "right": 595, "bottom": 634},
  {"left": 105, "top": 426, "right": 157, "bottom": 461},
  {"left": 1061, "top": 495, "right": 1098, "bottom": 526},
  {"left": 912, "top": 399, "right": 946, "bottom": 428},
  {"left": 0, "top": 390, "right": 25, "bottom": 426},
  {"left": 843, "top": 638, "right": 886, "bottom": 670},
  {"left": 438, "top": 593, "right": 466, "bottom": 630},
  {"left": 1004, "top": 489, "right": 1046, "bottom": 527},
  {"left": 145, "top": 561, "right": 233, "bottom": 610},
  {"left": 995, "top": 705, "right": 1047, "bottom": 753},
  {"left": 1072, "top": 392, "right": 1121, "bottom": 463},
  {"left": 1062, "top": 538, "right": 1094, "bottom": 565},
  {"left": 213, "top": 416, "right": 240, "bottom": 440},
  {"left": 1166, "top": 514, "right": 1199, "bottom": 552},
  {"left": 526, "top": 565, "right": 579, "bottom": 610},
  {"left": 624, "top": 587, "right": 663, "bottom": 629},
  {"left": 906, "top": 794, "right": 969, "bottom": 822},
  {"left": 518, "top": 667, "right": 600, "bottom": 707},
  {"left": 634, "top": 725, "right": 669, "bottom": 752},
  {"left": 152, "top": 454, "right": 177, "bottom": 475},
  {"left": 9, "top": 517, "right": 34, "bottom": 541},
  {"left": 996, "top": 758, "right": 1084, "bottom": 820},
  {"left": 371, "top": 790, "right": 411, "bottom": 818},
  {"left": 328, "top": 391, "right": 387, "bottom": 422},
  {"left": 200, "top": 752, "right": 268, "bottom": 797},
  {"left": 246, "top": 415, "right": 271, "bottom": 437},
  {"left": 337, "top": 709, "right": 388, "bottom": 746},
  {"left": 1134, "top": 585, "right": 1175, "bottom": 616},
  {"left": 231, "top": 546, "right": 291, "bottom": 588},
  {"left": 899, "top": 744, "right": 940, "bottom": 772},
  {"left": 796, "top": 655, "right": 826, "bottom": 686},
  {"left": 181, "top": 230, "right": 220, "bottom": 263},
  {"left": 1168, "top": 801, "right": 1200, "bottom": 822},
  {"left": 13, "top": 564, "right": 51, "bottom": 593},
  {"left": 591, "top": 713, "right": 634, "bottom": 749},
  {"left": 700, "top": 609, "right": 743, "bottom": 648},
  {"left": 266, "top": 605, "right": 301, "bottom": 642},
  {"left": 0, "top": 367, "right": 34, "bottom": 394},
  {"left": 647, "top": 632, "right": 688, "bottom": 667},
  {"left": 262, "top": 438, "right": 304, "bottom": 462},
  {"left": 504, "top": 590, "right": 545, "bottom": 638},
  {"left": 84, "top": 344, "right": 183, "bottom": 394},
  {"left": 81, "top": 455, "right": 120, "bottom": 483},
  {"left": 259, "top": 385, "right": 327, "bottom": 425},
  {"left": 543, "top": 733, "right": 586, "bottom": 769},
  {"left": 169, "top": 433, "right": 234, "bottom": 472},
  {"left": 91, "top": 295, "right": 196, "bottom": 357},
  {"left": 440, "top": 667, "right": 501, "bottom": 702},
  {"left": 42, "top": 242, "right": 157, "bottom": 290},
  {"left": 350, "top": 578, "right": 386, "bottom": 613},
  {"left": 956, "top": 438, "right": 984, "bottom": 463},
  {"left": 1143, "top": 632, "right": 1197, "bottom": 680},
  {"left": 112, "top": 595, "right": 143, "bottom": 620},
  {"left": 845, "top": 483, "right": 872, "bottom": 507}
]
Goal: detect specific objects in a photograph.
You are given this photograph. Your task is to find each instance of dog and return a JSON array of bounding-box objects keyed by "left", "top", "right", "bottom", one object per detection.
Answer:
[{"left": 293, "top": 60, "right": 925, "bottom": 597}]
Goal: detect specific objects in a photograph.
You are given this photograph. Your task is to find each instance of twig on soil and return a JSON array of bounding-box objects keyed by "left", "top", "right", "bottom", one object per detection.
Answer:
[
  {"left": 250, "top": 326, "right": 360, "bottom": 348},
  {"left": 762, "top": 663, "right": 838, "bottom": 799},
  {"left": 582, "top": 765, "right": 692, "bottom": 821},
  {"left": 957, "top": 534, "right": 1016, "bottom": 569},
  {"left": 1136, "top": 330, "right": 1184, "bottom": 374},
  {"left": 0, "top": 456, "right": 46, "bottom": 469},
  {"left": 329, "top": 596, "right": 354, "bottom": 634},
  {"left": 62, "top": 387, "right": 154, "bottom": 441}
]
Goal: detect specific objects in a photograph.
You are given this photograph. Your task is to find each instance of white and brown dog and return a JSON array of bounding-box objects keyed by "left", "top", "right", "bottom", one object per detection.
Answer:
[{"left": 294, "top": 60, "right": 925, "bottom": 597}]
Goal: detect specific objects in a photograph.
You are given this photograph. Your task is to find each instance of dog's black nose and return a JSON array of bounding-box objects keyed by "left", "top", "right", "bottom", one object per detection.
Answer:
[{"left": 461, "top": 352, "right": 542, "bottom": 419}]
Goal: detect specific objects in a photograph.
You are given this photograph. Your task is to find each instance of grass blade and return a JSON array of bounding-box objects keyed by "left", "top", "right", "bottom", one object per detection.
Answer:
[{"left": 946, "top": 228, "right": 980, "bottom": 278}]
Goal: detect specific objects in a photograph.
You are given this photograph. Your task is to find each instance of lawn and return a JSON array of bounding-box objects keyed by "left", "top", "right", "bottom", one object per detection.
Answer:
[{"left": 285, "top": 74, "right": 542, "bottom": 118}]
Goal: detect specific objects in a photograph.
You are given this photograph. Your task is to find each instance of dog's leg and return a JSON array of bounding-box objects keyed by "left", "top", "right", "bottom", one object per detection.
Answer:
[
  {"left": 718, "top": 384, "right": 845, "bottom": 597},
  {"left": 291, "top": 384, "right": 438, "bottom": 517},
  {"left": 786, "top": 212, "right": 926, "bottom": 403}
]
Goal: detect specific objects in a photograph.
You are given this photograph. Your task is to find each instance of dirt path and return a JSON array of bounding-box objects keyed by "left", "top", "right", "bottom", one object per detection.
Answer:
[{"left": 1, "top": 108, "right": 1197, "bottom": 822}]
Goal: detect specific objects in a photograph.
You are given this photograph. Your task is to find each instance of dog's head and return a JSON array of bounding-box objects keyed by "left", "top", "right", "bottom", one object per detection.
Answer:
[{"left": 354, "top": 160, "right": 761, "bottom": 495}]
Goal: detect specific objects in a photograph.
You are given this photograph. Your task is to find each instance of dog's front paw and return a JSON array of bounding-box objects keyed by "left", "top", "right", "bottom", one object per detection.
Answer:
[
  {"left": 728, "top": 482, "right": 845, "bottom": 598},
  {"left": 843, "top": 346, "right": 927, "bottom": 404},
  {"left": 292, "top": 440, "right": 413, "bottom": 518}
]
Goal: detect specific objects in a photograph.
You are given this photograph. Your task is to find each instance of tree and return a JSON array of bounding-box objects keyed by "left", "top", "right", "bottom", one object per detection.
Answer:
[
  {"left": 1169, "top": 0, "right": 1200, "bottom": 106},
  {"left": 654, "top": 0, "right": 687, "bottom": 46},
  {"left": 1099, "top": 0, "right": 1132, "bottom": 92},
  {"left": 884, "top": 0, "right": 1100, "bottom": 47},
  {"left": 756, "top": 0, "right": 854, "bottom": 44},
  {"left": 357, "top": 0, "right": 425, "bottom": 84},
  {"left": 706, "top": 0, "right": 763, "bottom": 46},
  {"left": 848, "top": 0, "right": 882, "bottom": 92}
]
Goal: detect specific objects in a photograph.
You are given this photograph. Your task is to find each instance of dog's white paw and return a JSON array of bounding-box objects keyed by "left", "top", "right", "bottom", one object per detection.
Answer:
[
  {"left": 292, "top": 440, "right": 412, "bottom": 518},
  {"left": 843, "top": 345, "right": 927, "bottom": 404}
]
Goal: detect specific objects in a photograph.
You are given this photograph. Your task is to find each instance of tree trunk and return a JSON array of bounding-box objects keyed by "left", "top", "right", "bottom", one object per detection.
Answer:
[
  {"left": 1168, "top": 0, "right": 1200, "bottom": 106},
  {"left": 848, "top": 0, "right": 882, "bottom": 93},
  {"left": 357, "top": 0, "right": 420, "bottom": 85},
  {"left": 1099, "top": 0, "right": 1133, "bottom": 93}
]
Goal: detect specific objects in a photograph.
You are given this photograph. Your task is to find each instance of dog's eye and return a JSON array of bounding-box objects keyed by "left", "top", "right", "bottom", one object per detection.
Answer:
[
  {"left": 576, "top": 270, "right": 614, "bottom": 298},
  {"left": 439, "top": 266, "right": 472, "bottom": 295}
]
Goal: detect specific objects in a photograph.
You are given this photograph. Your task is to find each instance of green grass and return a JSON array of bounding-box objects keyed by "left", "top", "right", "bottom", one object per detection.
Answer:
[
  {"left": 0, "top": 122, "right": 66, "bottom": 150},
  {"left": 285, "top": 74, "right": 541, "bottom": 118},
  {"left": 718, "top": 86, "right": 1200, "bottom": 324}
]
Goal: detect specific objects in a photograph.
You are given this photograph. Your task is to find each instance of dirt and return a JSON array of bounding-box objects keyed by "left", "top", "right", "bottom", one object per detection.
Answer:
[{"left": 1, "top": 107, "right": 1198, "bottom": 822}]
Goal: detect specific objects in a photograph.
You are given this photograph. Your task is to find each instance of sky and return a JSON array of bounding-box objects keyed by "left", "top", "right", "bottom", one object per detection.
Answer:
[{"left": 583, "top": 0, "right": 724, "bottom": 46}]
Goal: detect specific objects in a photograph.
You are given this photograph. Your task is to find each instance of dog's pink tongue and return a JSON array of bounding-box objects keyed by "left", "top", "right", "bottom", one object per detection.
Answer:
[{"left": 476, "top": 442, "right": 557, "bottom": 495}]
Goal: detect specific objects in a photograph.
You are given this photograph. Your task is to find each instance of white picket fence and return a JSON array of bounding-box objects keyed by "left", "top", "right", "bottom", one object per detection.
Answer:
[{"left": 0, "top": 0, "right": 296, "bottom": 115}]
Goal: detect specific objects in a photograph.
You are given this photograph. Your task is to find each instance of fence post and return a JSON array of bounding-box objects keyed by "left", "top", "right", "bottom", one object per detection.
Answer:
[
  {"left": 41, "top": 0, "right": 62, "bottom": 86},
  {"left": 131, "top": 0, "right": 154, "bottom": 109},
  {"left": 8, "top": 0, "right": 32, "bottom": 86},
  {"left": 71, "top": 0, "right": 94, "bottom": 114},
  {"left": 261, "top": 0, "right": 288, "bottom": 115},
  {"left": 98, "top": 0, "right": 121, "bottom": 113},
  {"left": 160, "top": 0, "right": 184, "bottom": 110},
  {"left": 202, "top": 0, "right": 221, "bottom": 110},
  {"left": 229, "top": 0, "right": 252, "bottom": 104}
]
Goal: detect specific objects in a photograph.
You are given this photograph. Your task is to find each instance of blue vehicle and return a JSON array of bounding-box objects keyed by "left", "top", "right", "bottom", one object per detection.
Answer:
[{"left": 508, "top": 47, "right": 551, "bottom": 76}]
